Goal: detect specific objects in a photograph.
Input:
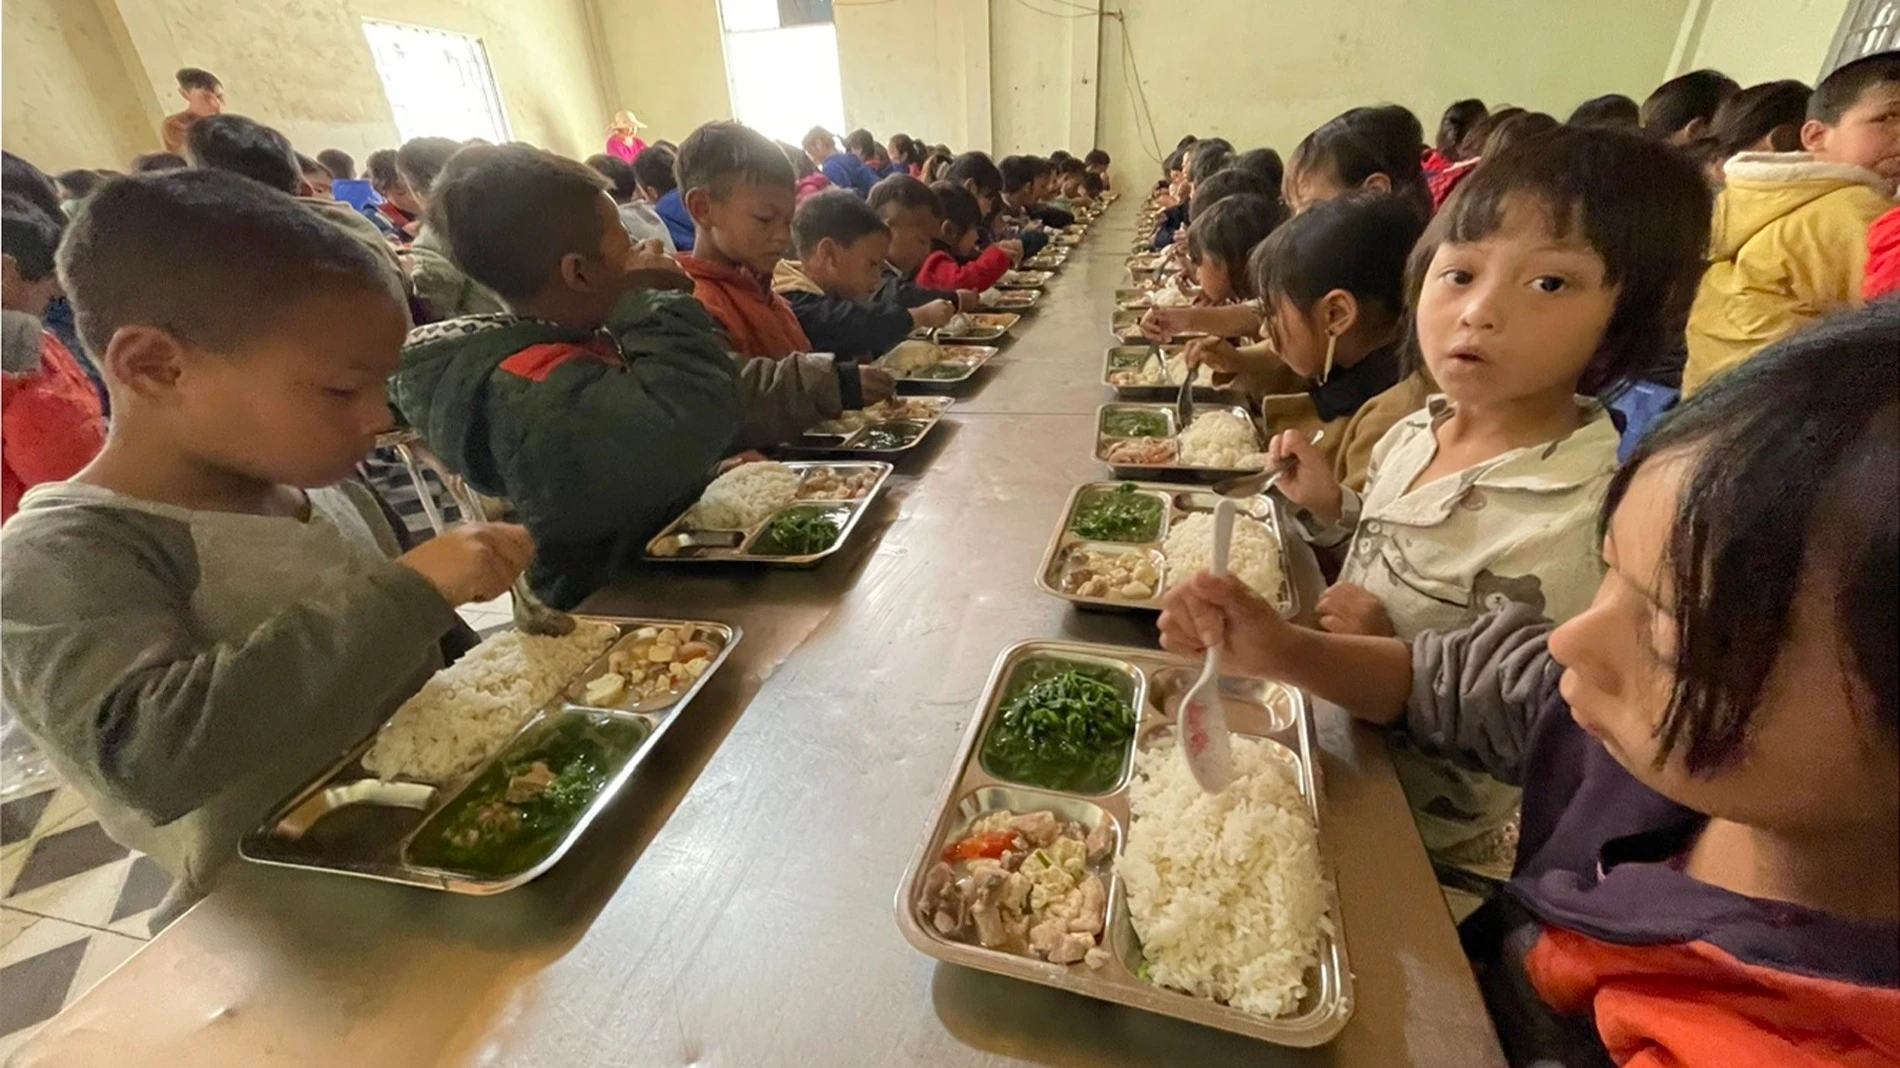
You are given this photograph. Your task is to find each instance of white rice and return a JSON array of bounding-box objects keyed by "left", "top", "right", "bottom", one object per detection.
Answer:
[
  {"left": 1161, "top": 511, "right": 1285, "bottom": 600},
  {"left": 361, "top": 621, "right": 618, "bottom": 782},
  {"left": 1177, "top": 410, "right": 1264, "bottom": 469},
  {"left": 690, "top": 461, "right": 800, "bottom": 531},
  {"left": 1121, "top": 734, "right": 1334, "bottom": 1018},
  {"left": 880, "top": 340, "right": 941, "bottom": 375}
]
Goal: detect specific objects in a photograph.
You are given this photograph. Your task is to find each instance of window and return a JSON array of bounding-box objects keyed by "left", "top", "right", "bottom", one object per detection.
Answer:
[
  {"left": 362, "top": 20, "right": 511, "bottom": 144},
  {"left": 1824, "top": 0, "right": 1900, "bottom": 74},
  {"left": 717, "top": 0, "right": 846, "bottom": 146}
]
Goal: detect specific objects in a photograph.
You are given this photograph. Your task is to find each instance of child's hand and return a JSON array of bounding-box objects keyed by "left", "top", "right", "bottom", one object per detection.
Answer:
[
  {"left": 1315, "top": 582, "right": 1395, "bottom": 637},
  {"left": 996, "top": 239, "right": 1025, "bottom": 264},
  {"left": 1158, "top": 571, "right": 1301, "bottom": 679},
  {"left": 400, "top": 523, "right": 534, "bottom": 606},
  {"left": 955, "top": 289, "right": 981, "bottom": 312},
  {"left": 1182, "top": 335, "right": 1244, "bottom": 374},
  {"left": 716, "top": 450, "right": 769, "bottom": 475},
  {"left": 911, "top": 300, "right": 956, "bottom": 330},
  {"left": 858, "top": 366, "right": 896, "bottom": 405},
  {"left": 1266, "top": 429, "right": 1343, "bottom": 525},
  {"left": 1140, "top": 307, "right": 1191, "bottom": 342}
]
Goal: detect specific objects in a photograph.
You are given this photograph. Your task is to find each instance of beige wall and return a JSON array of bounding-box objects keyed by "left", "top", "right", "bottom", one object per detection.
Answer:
[
  {"left": 2, "top": 0, "right": 155, "bottom": 172},
  {"left": 1679, "top": 0, "right": 1850, "bottom": 85},
  {"left": 836, "top": 0, "right": 989, "bottom": 150},
  {"left": 593, "top": 0, "right": 732, "bottom": 146}
]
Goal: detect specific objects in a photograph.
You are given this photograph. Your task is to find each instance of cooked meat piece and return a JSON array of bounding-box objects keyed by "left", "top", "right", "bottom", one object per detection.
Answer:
[
  {"left": 1083, "top": 946, "right": 1113, "bottom": 969},
  {"left": 1030, "top": 919, "right": 1097, "bottom": 964},
  {"left": 1084, "top": 820, "right": 1114, "bottom": 863},
  {"left": 1071, "top": 874, "right": 1107, "bottom": 934},
  {"left": 1007, "top": 810, "right": 1060, "bottom": 847},
  {"left": 503, "top": 761, "right": 554, "bottom": 803},
  {"left": 969, "top": 869, "right": 1010, "bottom": 948}
]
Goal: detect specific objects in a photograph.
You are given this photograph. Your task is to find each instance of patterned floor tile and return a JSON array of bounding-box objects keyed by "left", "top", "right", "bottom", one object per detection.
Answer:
[
  {"left": 108, "top": 856, "right": 170, "bottom": 925},
  {"left": 5, "top": 856, "right": 136, "bottom": 930},
  {"left": 0, "top": 791, "right": 52, "bottom": 848},
  {"left": 6, "top": 824, "right": 127, "bottom": 898},
  {"left": 0, "top": 935, "right": 86, "bottom": 1037}
]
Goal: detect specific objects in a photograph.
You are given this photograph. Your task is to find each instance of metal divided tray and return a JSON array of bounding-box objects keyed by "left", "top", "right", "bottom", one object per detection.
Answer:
[
  {"left": 1101, "top": 345, "right": 1233, "bottom": 401},
  {"left": 1035, "top": 481, "right": 1298, "bottom": 617},
  {"left": 1111, "top": 308, "right": 1205, "bottom": 345},
  {"left": 1022, "top": 251, "right": 1067, "bottom": 272},
  {"left": 895, "top": 639, "right": 1353, "bottom": 1048},
  {"left": 995, "top": 269, "right": 1054, "bottom": 290},
  {"left": 644, "top": 461, "right": 893, "bottom": 565},
  {"left": 241, "top": 615, "right": 742, "bottom": 893},
  {"left": 877, "top": 343, "right": 1001, "bottom": 391},
  {"left": 1094, "top": 402, "right": 1267, "bottom": 481},
  {"left": 911, "top": 312, "right": 1020, "bottom": 344},
  {"left": 984, "top": 288, "right": 1042, "bottom": 311},
  {"left": 791, "top": 398, "right": 953, "bottom": 456}
]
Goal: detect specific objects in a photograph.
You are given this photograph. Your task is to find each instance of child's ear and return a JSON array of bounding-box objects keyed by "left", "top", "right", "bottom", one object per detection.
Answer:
[
  {"left": 1360, "top": 172, "right": 1393, "bottom": 195},
  {"left": 683, "top": 187, "right": 713, "bottom": 225},
  {"left": 104, "top": 325, "right": 189, "bottom": 402},
  {"left": 1800, "top": 118, "right": 1831, "bottom": 154},
  {"left": 1320, "top": 289, "right": 1360, "bottom": 336}
]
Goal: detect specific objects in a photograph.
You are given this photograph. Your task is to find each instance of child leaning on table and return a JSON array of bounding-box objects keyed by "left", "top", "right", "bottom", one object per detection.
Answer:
[
  {"left": 0, "top": 171, "right": 534, "bottom": 921},
  {"left": 1158, "top": 303, "right": 1900, "bottom": 1067},
  {"left": 917, "top": 182, "right": 1021, "bottom": 292},
  {"left": 770, "top": 189, "right": 954, "bottom": 363},
  {"left": 1265, "top": 126, "right": 1713, "bottom": 905},
  {"left": 866, "top": 174, "right": 980, "bottom": 312}
]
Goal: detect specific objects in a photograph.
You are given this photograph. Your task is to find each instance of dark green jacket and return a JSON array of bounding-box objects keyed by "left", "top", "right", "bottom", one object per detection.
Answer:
[{"left": 390, "top": 289, "right": 742, "bottom": 607}]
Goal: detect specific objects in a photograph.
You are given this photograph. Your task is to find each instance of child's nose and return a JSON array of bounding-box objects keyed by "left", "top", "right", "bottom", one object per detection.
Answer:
[{"left": 1457, "top": 280, "right": 1505, "bottom": 331}]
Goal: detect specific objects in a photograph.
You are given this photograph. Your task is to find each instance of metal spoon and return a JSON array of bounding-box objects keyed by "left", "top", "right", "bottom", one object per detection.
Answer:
[
  {"left": 1177, "top": 497, "right": 1237, "bottom": 794},
  {"left": 1210, "top": 430, "right": 1327, "bottom": 498},
  {"left": 1173, "top": 356, "right": 1195, "bottom": 433}
]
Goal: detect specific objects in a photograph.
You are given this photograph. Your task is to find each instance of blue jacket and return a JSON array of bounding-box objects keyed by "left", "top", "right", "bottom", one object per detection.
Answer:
[
  {"left": 821, "top": 153, "right": 877, "bottom": 197},
  {"left": 655, "top": 189, "right": 696, "bottom": 252}
]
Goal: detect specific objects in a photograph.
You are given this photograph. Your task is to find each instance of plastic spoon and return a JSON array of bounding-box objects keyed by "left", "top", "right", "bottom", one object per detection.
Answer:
[{"left": 1177, "top": 498, "right": 1237, "bottom": 793}]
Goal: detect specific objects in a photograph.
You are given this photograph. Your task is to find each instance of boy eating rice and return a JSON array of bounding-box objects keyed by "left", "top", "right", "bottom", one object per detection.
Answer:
[{"left": 771, "top": 189, "right": 954, "bottom": 362}]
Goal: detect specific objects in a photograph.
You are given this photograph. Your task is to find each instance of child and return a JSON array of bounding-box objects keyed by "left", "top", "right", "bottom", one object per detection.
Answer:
[
  {"left": 1868, "top": 203, "right": 1900, "bottom": 297},
  {"left": 365, "top": 148, "right": 421, "bottom": 238},
  {"left": 887, "top": 133, "right": 925, "bottom": 176},
  {"left": 1640, "top": 67, "right": 1741, "bottom": 144},
  {"left": 130, "top": 152, "right": 188, "bottom": 173},
  {"left": 1264, "top": 126, "right": 1713, "bottom": 903},
  {"left": 1083, "top": 148, "right": 1112, "bottom": 190},
  {"left": 1427, "top": 99, "right": 1487, "bottom": 176},
  {"left": 1564, "top": 93, "right": 1640, "bottom": 130},
  {"left": 783, "top": 142, "right": 833, "bottom": 204},
  {"left": 866, "top": 174, "right": 978, "bottom": 311},
  {"left": 390, "top": 144, "right": 741, "bottom": 607},
  {"left": 160, "top": 67, "right": 224, "bottom": 154},
  {"left": 3, "top": 203, "right": 105, "bottom": 519},
  {"left": 771, "top": 190, "right": 954, "bottom": 362},
  {"left": 1000, "top": 155, "right": 1075, "bottom": 230},
  {"left": 802, "top": 127, "right": 876, "bottom": 197},
  {"left": 1, "top": 170, "right": 532, "bottom": 919},
  {"left": 316, "top": 149, "right": 356, "bottom": 181},
  {"left": 1158, "top": 302, "right": 1900, "bottom": 1066},
  {"left": 1136, "top": 167, "right": 1279, "bottom": 343},
  {"left": 633, "top": 143, "right": 694, "bottom": 251},
  {"left": 844, "top": 129, "right": 888, "bottom": 178},
  {"left": 585, "top": 153, "right": 677, "bottom": 252},
  {"left": 1684, "top": 51, "right": 1899, "bottom": 395},
  {"left": 53, "top": 169, "right": 112, "bottom": 217},
  {"left": 1187, "top": 193, "right": 1422, "bottom": 492},
  {"left": 1151, "top": 140, "right": 1232, "bottom": 249},
  {"left": 1708, "top": 79, "right": 1812, "bottom": 162},
  {"left": 1284, "top": 106, "right": 1432, "bottom": 218},
  {"left": 917, "top": 182, "right": 1020, "bottom": 291},
  {"left": 296, "top": 152, "right": 333, "bottom": 199}
]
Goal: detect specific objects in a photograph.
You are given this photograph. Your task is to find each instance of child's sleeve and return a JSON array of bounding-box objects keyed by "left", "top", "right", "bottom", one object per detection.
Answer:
[
  {"left": 0, "top": 507, "right": 455, "bottom": 825},
  {"left": 926, "top": 247, "right": 1013, "bottom": 292},
  {"left": 732, "top": 351, "right": 851, "bottom": 449},
  {"left": 1404, "top": 604, "right": 1559, "bottom": 786},
  {"left": 786, "top": 293, "right": 914, "bottom": 361}
]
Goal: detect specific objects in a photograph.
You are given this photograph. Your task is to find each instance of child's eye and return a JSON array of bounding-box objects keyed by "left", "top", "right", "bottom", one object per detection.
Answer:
[
  {"left": 1439, "top": 268, "right": 1473, "bottom": 286},
  {"left": 1531, "top": 275, "right": 1568, "bottom": 293}
]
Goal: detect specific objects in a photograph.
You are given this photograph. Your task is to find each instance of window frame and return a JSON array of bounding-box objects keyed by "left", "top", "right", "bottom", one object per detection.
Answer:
[{"left": 361, "top": 18, "right": 513, "bottom": 145}]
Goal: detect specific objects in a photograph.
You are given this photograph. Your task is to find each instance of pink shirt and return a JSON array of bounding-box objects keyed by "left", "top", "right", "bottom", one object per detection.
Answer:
[{"left": 606, "top": 135, "right": 647, "bottom": 163}]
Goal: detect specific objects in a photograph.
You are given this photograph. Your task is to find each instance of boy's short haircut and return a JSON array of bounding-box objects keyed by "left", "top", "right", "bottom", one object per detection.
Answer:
[
  {"left": 584, "top": 153, "right": 639, "bottom": 202},
  {"left": 633, "top": 143, "right": 679, "bottom": 193},
  {"left": 942, "top": 151, "right": 1002, "bottom": 197},
  {"left": 677, "top": 121, "right": 796, "bottom": 200},
  {"left": 1605, "top": 299, "right": 1898, "bottom": 771},
  {"left": 2, "top": 203, "right": 62, "bottom": 281},
  {"left": 175, "top": 67, "right": 220, "bottom": 92},
  {"left": 395, "top": 137, "right": 462, "bottom": 197},
  {"left": 791, "top": 188, "right": 889, "bottom": 259},
  {"left": 131, "top": 152, "right": 189, "bottom": 173},
  {"left": 1056, "top": 157, "right": 1086, "bottom": 176},
  {"left": 801, "top": 126, "right": 836, "bottom": 157},
  {"left": 1247, "top": 191, "right": 1422, "bottom": 312},
  {"left": 295, "top": 152, "right": 327, "bottom": 178},
  {"left": 56, "top": 170, "right": 400, "bottom": 358},
  {"left": 426, "top": 143, "right": 611, "bottom": 304},
  {"left": 1641, "top": 69, "right": 1741, "bottom": 137},
  {"left": 54, "top": 169, "right": 110, "bottom": 201},
  {"left": 1049, "top": 150, "right": 1074, "bottom": 165},
  {"left": 1567, "top": 93, "right": 1641, "bottom": 130},
  {"left": 1711, "top": 80, "right": 1812, "bottom": 155},
  {"left": 1188, "top": 145, "right": 1234, "bottom": 187},
  {"left": 3, "top": 152, "right": 63, "bottom": 220},
  {"left": 929, "top": 180, "right": 983, "bottom": 234},
  {"left": 1081, "top": 171, "right": 1104, "bottom": 196},
  {"left": 184, "top": 114, "right": 299, "bottom": 193},
  {"left": 1232, "top": 147, "right": 1284, "bottom": 191},
  {"left": 1163, "top": 145, "right": 1190, "bottom": 175},
  {"left": 1435, "top": 99, "right": 1488, "bottom": 160},
  {"left": 1176, "top": 134, "right": 1199, "bottom": 150},
  {"left": 998, "top": 154, "right": 1037, "bottom": 193},
  {"left": 1084, "top": 148, "right": 1111, "bottom": 167},
  {"left": 1408, "top": 125, "right": 1712, "bottom": 396},
  {"left": 1189, "top": 167, "right": 1277, "bottom": 219},
  {"left": 868, "top": 173, "right": 942, "bottom": 218},
  {"left": 1810, "top": 50, "right": 1900, "bottom": 123},
  {"left": 1186, "top": 193, "right": 1285, "bottom": 277},
  {"left": 844, "top": 129, "right": 877, "bottom": 157},
  {"left": 364, "top": 149, "right": 400, "bottom": 189},
  {"left": 316, "top": 149, "right": 356, "bottom": 180}
]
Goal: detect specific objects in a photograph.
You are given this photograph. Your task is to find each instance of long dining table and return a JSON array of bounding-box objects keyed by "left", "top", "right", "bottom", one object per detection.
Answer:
[{"left": 16, "top": 196, "right": 1507, "bottom": 1068}]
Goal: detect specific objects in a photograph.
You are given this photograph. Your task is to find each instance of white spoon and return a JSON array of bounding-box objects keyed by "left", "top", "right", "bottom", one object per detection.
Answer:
[{"left": 1177, "top": 497, "right": 1236, "bottom": 794}]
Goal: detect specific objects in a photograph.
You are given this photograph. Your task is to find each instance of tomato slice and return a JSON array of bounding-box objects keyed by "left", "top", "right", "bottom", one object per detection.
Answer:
[{"left": 940, "top": 830, "right": 1017, "bottom": 863}]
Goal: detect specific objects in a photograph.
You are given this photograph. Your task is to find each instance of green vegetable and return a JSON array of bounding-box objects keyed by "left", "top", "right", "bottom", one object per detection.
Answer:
[
  {"left": 980, "top": 661, "right": 1136, "bottom": 793},
  {"left": 407, "top": 714, "right": 648, "bottom": 877},
  {"left": 1102, "top": 410, "right": 1170, "bottom": 438},
  {"left": 754, "top": 505, "right": 846, "bottom": 556},
  {"left": 916, "top": 362, "right": 973, "bottom": 380},
  {"left": 855, "top": 421, "right": 923, "bottom": 451},
  {"left": 1107, "top": 349, "right": 1148, "bottom": 370},
  {"left": 1070, "top": 483, "right": 1163, "bottom": 542}
]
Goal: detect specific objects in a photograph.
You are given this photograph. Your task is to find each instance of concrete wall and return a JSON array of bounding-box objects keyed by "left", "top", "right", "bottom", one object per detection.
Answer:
[
  {"left": 836, "top": 0, "right": 990, "bottom": 150},
  {"left": 988, "top": 0, "right": 1096, "bottom": 156},
  {"left": 1677, "top": 0, "right": 1851, "bottom": 84},
  {"left": 592, "top": 0, "right": 732, "bottom": 146},
  {"left": 2, "top": 0, "right": 155, "bottom": 172}
]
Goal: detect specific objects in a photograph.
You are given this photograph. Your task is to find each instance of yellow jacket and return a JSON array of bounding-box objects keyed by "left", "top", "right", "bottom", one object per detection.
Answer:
[{"left": 1683, "top": 153, "right": 1892, "bottom": 395}]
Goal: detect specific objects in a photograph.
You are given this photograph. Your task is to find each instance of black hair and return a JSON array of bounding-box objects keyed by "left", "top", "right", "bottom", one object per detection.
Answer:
[
  {"left": 1056, "top": 157, "right": 1087, "bottom": 176},
  {"left": 781, "top": 141, "right": 818, "bottom": 180},
  {"left": 1436, "top": 99, "right": 1488, "bottom": 161},
  {"left": 1249, "top": 192, "right": 1421, "bottom": 318},
  {"left": 1081, "top": 171, "right": 1104, "bottom": 196},
  {"left": 1231, "top": 148, "right": 1284, "bottom": 191},
  {"left": 295, "top": 152, "right": 327, "bottom": 177},
  {"left": 801, "top": 126, "right": 836, "bottom": 156},
  {"left": 1084, "top": 148, "right": 1111, "bottom": 167},
  {"left": 584, "top": 153, "right": 639, "bottom": 202},
  {"left": 130, "top": 152, "right": 188, "bottom": 173},
  {"left": 2, "top": 153, "right": 63, "bottom": 221},
  {"left": 1459, "top": 106, "right": 1525, "bottom": 158},
  {"left": 943, "top": 151, "right": 1002, "bottom": 197},
  {"left": 1176, "top": 134, "right": 1199, "bottom": 150},
  {"left": 930, "top": 180, "right": 982, "bottom": 235},
  {"left": 184, "top": 114, "right": 299, "bottom": 193},
  {"left": 316, "top": 149, "right": 356, "bottom": 180},
  {"left": 1187, "top": 144, "right": 1234, "bottom": 187},
  {"left": 1049, "top": 149, "right": 1074, "bottom": 165},
  {"left": 1189, "top": 167, "right": 1277, "bottom": 219},
  {"left": 1163, "top": 145, "right": 1190, "bottom": 176},
  {"left": 792, "top": 188, "right": 889, "bottom": 259},
  {"left": 1481, "top": 111, "right": 1560, "bottom": 158},
  {"left": 364, "top": 149, "right": 401, "bottom": 190},
  {"left": 1409, "top": 126, "right": 1712, "bottom": 396},
  {"left": 998, "top": 154, "right": 1037, "bottom": 193},
  {"left": 1567, "top": 94, "right": 1641, "bottom": 130},
  {"left": 1289, "top": 106, "right": 1430, "bottom": 218},
  {"left": 2, "top": 202, "right": 62, "bottom": 281},
  {"left": 868, "top": 173, "right": 942, "bottom": 217},
  {"left": 633, "top": 143, "right": 678, "bottom": 194},
  {"left": 1810, "top": 50, "right": 1900, "bottom": 123},
  {"left": 676, "top": 121, "right": 796, "bottom": 200},
  {"left": 1604, "top": 299, "right": 1899, "bottom": 772},
  {"left": 1641, "top": 69, "right": 1741, "bottom": 138},
  {"left": 888, "top": 133, "right": 924, "bottom": 167},
  {"left": 1185, "top": 194, "right": 1285, "bottom": 281},
  {"left": 1193, "top": 137, "right": 1235, "bottom": 157},
  {"left": 175, "top": 67, "right": 220, "bottom": 92},
  {"left": 1710, "top": 80, "right": 1812, "bottom": 156},
  {"left": 426, "top": 143, "right": 611, "bottom": 304},
  {"left": 844, "top": 129, "right": 878, "bottom": 158},
  {"left": 395, "top": 137, "right": 461, "bottom": 197},
  {"left": 56, "top": 170, "right": 400, "bottom": 358},
  {"left": 54, "top": 169, "right": 110, "bottom": 202},
  {"left": 920, "top": 151, "right": 952, "bottom": 182}
]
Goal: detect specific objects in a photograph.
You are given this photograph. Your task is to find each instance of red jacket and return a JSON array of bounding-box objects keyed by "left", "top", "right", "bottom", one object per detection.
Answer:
[
  {"left": 677, "top": 254, "right": 811, "bottom": 359},
  {"left": 795, "top": 172, "right": 832, "bottom": 205},
  {"left": 3, "top": 328, "right": 106, "bottom": 521},
  {"left": 1429, "top": 158, "right": 1480, "bottom": 212},
  {"left": 914, "top": 244, "right": 1013, "bottom": 292},
  {"left": 1864, "top": 204, "right": 1900, "bottom": 300}
]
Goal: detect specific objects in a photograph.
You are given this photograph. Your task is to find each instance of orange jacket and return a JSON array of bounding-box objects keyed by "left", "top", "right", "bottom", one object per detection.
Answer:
[{"left": 677, "top": 254, "right": 810, "bottom": 359}]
